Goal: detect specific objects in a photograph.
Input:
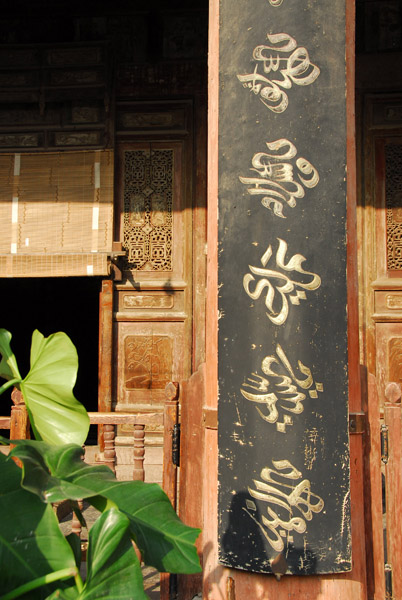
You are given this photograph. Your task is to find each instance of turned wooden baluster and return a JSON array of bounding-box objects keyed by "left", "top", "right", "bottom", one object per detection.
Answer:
[
  {"left": 71, "top": 500, "right": 84, "bottom": 538},
  {"left": 103, "top": 423, "right": 116, "bottom": 473},
  {"left": 133, "top": 423, "right": 145, "bottom": 481}
]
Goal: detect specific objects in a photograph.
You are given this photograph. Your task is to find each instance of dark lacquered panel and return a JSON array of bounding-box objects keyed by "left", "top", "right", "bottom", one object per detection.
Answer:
[{"left": 217, "top": 0, "right": 351, "bottom": 575}]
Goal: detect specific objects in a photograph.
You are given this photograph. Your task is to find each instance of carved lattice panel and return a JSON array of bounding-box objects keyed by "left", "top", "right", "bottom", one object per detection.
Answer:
[
  {"left": 386, "top": 144, "right": 402, "bottom": 270},
  {"left": 123, "top": 149, "right": 173, "bottom": 272}
]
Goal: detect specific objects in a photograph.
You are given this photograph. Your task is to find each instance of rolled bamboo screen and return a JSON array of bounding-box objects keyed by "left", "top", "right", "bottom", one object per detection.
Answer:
[{"left": 0, "top": 150, "right": 114, "bottom": 277}]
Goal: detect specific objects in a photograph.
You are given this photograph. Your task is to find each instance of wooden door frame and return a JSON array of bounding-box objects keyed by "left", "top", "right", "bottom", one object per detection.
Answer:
[{"left": 203, "top": 1, "right": 369, "bottom": 597}]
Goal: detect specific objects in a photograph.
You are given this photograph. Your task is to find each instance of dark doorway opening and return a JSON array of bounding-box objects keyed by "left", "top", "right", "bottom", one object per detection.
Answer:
[{"left": 1, "top": 277, "right": 101, "bottom": 422}]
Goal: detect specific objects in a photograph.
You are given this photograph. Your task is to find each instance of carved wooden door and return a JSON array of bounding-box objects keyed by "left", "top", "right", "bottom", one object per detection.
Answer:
[
  {"left": 113, "top": 137, "right": 193, "bottom": 455},
  {"left": 359, "top": 94, "right": 402, "bottom": 596},
  {"left": 360, "top": 97, "right": 402, "bottom": 403}
]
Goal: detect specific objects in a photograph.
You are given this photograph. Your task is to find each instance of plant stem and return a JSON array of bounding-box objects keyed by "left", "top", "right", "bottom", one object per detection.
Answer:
[
  {"left": 0, "top": 378, "right": 20, "bottom": 396},
  {"left": 74, "top": 571, "right": 84, "bottom": 594},
  {"left": 1, "top": 567, "right": 78, "bottom": 600}
]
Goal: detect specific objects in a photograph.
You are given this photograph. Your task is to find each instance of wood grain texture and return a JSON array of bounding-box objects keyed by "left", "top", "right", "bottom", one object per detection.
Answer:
[
  {"left": 160, "top": 383, "right": 179, "bottom": 600},
  {"left": 178, "top": 366, "right": 205, "bottom": 599},
  {"left": 364, "top": 374, "right": 386, "bottom": 599},
  {"left": 384, "top": 394, "right": 402, "bottom": 598}
]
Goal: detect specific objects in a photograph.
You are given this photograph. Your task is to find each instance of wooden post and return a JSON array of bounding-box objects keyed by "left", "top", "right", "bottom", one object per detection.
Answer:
[
  {"left": 98, "top": 279, "right": 113, "bottom": 452},
  {"left": 384, "top": 382, "right": 402, "bottom": 599},
  {"left": 10, "top": 388, "right": 30, "bottom": 448},
  {"left": 133, "top": 424, "right": 145, "bottom": 482},
  {"left": 364, "top": 374, "right": 386, "bottom": 599},
  {"left": 160, "top": 382, "right": 179, "bottom": 600}
]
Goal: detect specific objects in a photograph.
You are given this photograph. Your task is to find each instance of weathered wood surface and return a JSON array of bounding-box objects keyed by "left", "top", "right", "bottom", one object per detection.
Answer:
[
  {"left": 160, "top": 382, "right": 180, "bottom": 600},
  {"left": 177, "top": 368, "right": 205, "bottom": 599},
  {"left": 364, "top": 374, "right": 386, "bottom": 599},
  {"left": 384, "top": 383, "right": 402, "bottom": 599}
]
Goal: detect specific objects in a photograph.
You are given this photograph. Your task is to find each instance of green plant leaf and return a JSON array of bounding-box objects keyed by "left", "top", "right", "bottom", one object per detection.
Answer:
[
  {"left": 0, "top": 328, "right": 21, "bottom": 383},
  {"left": 81, "top": 507, "right": 149, "bottom": 600},
  {"left": 0, "top": 453, "right": 78, "bottom": 599},
  {"left": 10, "top": 440, "right": 202, "bottom": 574},
  {"left": 20, "top": 330, "right": 89, "bottom": 446},
  {"left": 45, "top": 587, "right": 78, "bottom": 600},
  {"left": 65, "top": 534, "right": 81, "bottom": 571}
]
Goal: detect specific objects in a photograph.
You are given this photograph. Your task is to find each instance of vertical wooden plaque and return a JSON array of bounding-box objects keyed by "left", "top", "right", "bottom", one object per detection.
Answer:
[{"left": 218, "top": 0, "right": 351, "bottom": 575}]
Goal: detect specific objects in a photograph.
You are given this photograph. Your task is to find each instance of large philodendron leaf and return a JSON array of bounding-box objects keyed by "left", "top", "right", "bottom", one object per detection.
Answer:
[
  {"left": 46, "top": 510, "right": 149, "bottom": 600},
  {"left": 0, "top": 453, "right": 78, "bottom": 599},
  {"left": 20, "top": 330, "right": 89, "bottom": 446},
  {"left": 0, "top": 328, "right": 21, "bottom": 385},
  {"left": 81, "top": 508, "right": 149, "bottom": 600},
  {"left": 10, "top": 440, "right": 202, "bottom": 574}
]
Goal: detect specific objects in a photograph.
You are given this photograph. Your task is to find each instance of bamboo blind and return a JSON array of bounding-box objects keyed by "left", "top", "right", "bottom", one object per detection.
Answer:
[{"left": 0, "top": 150, "right": 114, "bottom": 277}]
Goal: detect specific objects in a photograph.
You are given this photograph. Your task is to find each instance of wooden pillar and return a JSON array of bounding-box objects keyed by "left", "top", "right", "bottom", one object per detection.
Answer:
[
  {"left": 98, "top": 278, "right": 113, "bottom": 452},
  {"left": 204, "top": 0, "right": 368, "bottom": 597}
]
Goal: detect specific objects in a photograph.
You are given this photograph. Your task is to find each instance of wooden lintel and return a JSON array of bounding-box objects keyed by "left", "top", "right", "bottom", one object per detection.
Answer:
[{"left": 88, "top": 411, "right": 163, "bottom": 426}]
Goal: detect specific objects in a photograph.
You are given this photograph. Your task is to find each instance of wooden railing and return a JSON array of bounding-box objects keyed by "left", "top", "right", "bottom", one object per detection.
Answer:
[{"left": 87, "top": 411, "right": 163, "bottom": 479}]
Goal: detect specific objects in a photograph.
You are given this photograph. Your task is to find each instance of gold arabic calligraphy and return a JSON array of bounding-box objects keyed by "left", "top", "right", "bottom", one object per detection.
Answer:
[
  {"left": 241, "top": 344, "right": 323, "bottom": 432},
  {"left": 243, "top": 239, "right": 321, "bottom": 325},
  {"left": 239, "top": 138, "right": 319, "bottom": 218},
  {"left": 237, "top": 33, "right": 320, "bottom": 113},
  {"left": 244, "top": 460, "right": 325, "bottom": 552}
]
